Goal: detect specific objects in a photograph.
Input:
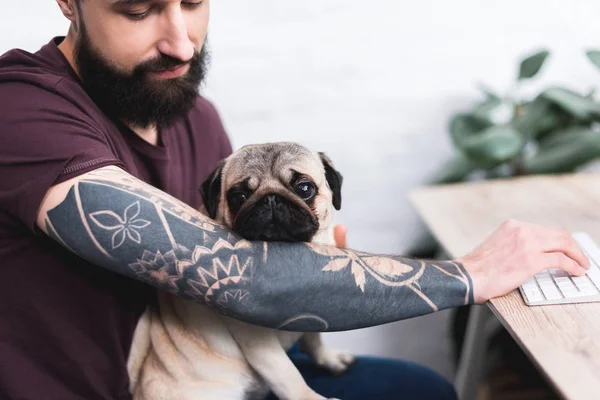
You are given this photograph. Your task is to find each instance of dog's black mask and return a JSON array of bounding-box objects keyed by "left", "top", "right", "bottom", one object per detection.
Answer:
[{"left": 232, "top": 194, "right": 319, "bottom": 242}]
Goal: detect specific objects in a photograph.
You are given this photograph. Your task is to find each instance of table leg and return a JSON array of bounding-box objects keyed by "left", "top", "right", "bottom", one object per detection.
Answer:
[{"left": 454, "top": 304, "right": 493, "bottom": 400}]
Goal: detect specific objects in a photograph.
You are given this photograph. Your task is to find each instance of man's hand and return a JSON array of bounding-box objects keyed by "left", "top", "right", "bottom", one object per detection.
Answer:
[
  {"left": 334, "top": 224, "right": 347, "bottom": 249},
  {"left": 457, "top": 219, "right": 591, "bottom": 304}
]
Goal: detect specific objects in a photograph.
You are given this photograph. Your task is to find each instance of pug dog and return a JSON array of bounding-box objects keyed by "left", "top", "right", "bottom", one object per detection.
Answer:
[{"left": 128, "top": 142, "right": 355, "bottom": 400}]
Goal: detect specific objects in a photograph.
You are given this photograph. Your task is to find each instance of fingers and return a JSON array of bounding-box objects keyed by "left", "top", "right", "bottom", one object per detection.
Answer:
[
  {"left": 539, "top": 252, "right": 588, "bottom": 276},
  {"left": 333, "top": 224, "right": 347, "bottom": 249},
  {"left": 532, "top": 227, "right": 590, "bottom": 270}
]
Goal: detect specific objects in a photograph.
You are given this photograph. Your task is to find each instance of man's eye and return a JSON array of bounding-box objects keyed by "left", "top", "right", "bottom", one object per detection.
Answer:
[
  {"left": 124, "top": 2, "right": 202, "bottom": 20},
  {"left": 182, "top": 1, "right": 204, "bottom": 9},
  {"left": 125, "top": 9, "right": 152, "bottom": 20}
]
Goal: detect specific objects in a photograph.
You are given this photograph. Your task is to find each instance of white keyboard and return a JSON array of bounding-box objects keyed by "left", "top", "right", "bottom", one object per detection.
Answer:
[{"left": 520, "top": 232, "right": 600, "bottom": 306}]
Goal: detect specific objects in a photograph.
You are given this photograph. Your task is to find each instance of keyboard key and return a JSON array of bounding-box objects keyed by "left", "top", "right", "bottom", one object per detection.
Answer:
[
  {"left": 571, "top": 276, "right": 593, "bottom": 290},
  {"left": 555, "top": 277, "right": 575, "bottom": 287},
  {"left": 572, "top": 276, "right": 589, "bottom": 285},
  {"left": 588, "top": 272, "right": 600, "bottom": 288},
  {"left": 524, "top": 287, "right": 544, "bottom": 302},
  {"left": 580, "top": 285, "right": 598, "bottom": 296},
  {"left": 565, "top": 291, "right": 588, "bottom": 298},
  {"left": 539, "top": 286, "right": 562, "bottom": 300},
  {"left": 551, "top": 270, "right": 570, "bottom": 278}
]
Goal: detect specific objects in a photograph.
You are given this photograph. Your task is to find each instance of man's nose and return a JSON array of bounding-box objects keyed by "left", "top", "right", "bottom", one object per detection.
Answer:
[{"left": 156, "top": 8, "right": 195, "bottom": 62}]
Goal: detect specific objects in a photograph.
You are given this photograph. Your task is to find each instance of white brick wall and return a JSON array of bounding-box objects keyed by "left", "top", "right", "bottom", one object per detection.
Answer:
[{"left": 4, "top": 0, "right": 600, "bottom": 378}]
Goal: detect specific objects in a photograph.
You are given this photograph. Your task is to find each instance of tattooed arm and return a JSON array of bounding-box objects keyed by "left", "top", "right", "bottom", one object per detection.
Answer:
[{"left": 37, "top": 166, "right": 589, "bottom": 332}]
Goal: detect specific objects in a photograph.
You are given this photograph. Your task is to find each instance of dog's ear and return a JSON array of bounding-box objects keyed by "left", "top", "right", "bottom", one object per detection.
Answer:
[
  {"left": 200, "top": 160, "right": 225, "bottom": 219},
  {"left": 319, "top": 152, "right": 343, "bottom": 210}
]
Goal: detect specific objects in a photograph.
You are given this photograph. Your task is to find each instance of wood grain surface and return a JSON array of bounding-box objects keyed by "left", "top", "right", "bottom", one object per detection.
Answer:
[{"left": 409, "top": 173, "right": 600, "bottom": 400}]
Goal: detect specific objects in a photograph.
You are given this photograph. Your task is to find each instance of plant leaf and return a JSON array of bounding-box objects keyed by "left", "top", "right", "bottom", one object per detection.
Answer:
[
  {"left": 513, "top": 96, "right": 567, "bottom": 139},
  {"left": 351, "top": 261, "right": 366, "bottom": 292},
  {"left": 449, "top": 113, "right": 491, "bottom": 148},
  {"left": 524, "top": 129, "right": 600, "bottom": 174},
  {"left": 518, "top": 49, "right": 550, "bottom": 80},
  {"left": 541, "top": 87, "right": 600, "bottom": 120},
  {"left": 459, "top": 126, "right": 525, "bottom": 168},
  {"left": 362, "top": 257, "right": 413, "bottom": 277},
  {"left": 536, "top": 125, "right": 590, "bottom": 150},
  {"left": 586, "top": 50, "right": 600, "bottom": 73}
]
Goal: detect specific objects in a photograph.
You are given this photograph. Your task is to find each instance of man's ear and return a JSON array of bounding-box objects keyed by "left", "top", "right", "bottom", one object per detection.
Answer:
[
  {"left": 319, "top": 152, "right": 343, "bottom": 210},
  {"left": 199, "top": 160, "right": 225, "bottom": 219},
  {"left": 56, "top": 0, "right": 78, "bottom": 23}
]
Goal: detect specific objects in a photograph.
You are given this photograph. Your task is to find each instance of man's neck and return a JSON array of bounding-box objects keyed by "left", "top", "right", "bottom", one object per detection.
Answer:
[
  {"left": 58, "top": 33, "right": 79, "bottom": 80},
  {"left": 58, "top": 32, "right": 160, "bottom": 147},
  {"left": 130, "top": 125, "right": 159, "bottom": 146}
]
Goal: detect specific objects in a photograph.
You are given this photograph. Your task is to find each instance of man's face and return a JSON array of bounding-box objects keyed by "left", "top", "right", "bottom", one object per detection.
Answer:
[{"left": 72, "top": 0, "right": 210, "bottom": 129}]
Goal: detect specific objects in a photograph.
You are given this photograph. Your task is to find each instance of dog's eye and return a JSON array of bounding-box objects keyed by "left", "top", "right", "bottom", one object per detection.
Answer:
[
  {"left": 294, "top": 181, "right": 316, "bottom": 201},
  {"left": 227, "top": 191, "right": 248, "bottom": 214}
]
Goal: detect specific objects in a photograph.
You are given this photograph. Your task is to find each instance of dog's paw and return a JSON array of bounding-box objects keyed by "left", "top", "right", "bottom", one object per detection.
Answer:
[{"left": 313, "top": 348, "right": 355, "bottom": 375}]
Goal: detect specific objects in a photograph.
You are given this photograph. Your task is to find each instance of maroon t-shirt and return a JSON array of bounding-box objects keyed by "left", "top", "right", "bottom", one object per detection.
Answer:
[{"left": 0, "top": 37, "right": 233, "bottom": 400}]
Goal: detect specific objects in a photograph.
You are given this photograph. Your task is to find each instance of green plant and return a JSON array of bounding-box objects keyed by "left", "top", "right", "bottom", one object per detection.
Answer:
[
  {"left": 406, "top": 48, "right": 600, "bottom": 259},
  {"left": 430, "top": 48, "right": 600, "bottom": 184}
]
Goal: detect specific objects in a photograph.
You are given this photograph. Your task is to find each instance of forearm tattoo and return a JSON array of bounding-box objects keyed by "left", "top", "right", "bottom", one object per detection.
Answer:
[{"left": 45, "top": 169, "right": 474, "bottom": 332}]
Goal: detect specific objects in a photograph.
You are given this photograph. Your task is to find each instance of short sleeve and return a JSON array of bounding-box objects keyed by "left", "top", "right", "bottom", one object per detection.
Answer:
[{"left": 0, "top": 82, "right": 124, "bottom": 232}]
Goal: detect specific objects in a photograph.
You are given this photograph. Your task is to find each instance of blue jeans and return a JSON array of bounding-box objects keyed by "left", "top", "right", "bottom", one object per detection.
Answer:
[{"left": 265, "top": 345, "right": 457, "bottom": 400}]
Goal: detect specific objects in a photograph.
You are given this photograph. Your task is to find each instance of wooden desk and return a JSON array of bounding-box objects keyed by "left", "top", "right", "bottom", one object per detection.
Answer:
[{"left": 408, "top": 173, "right": 600, "bottom": 400}]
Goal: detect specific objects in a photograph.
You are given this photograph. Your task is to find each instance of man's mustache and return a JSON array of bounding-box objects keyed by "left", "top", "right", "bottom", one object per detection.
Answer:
[{"left": 136, "top": 52, "right": 199, "bottom": 73}]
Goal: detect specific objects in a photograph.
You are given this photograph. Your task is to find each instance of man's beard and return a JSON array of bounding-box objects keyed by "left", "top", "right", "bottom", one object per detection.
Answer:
[{"left": 73, "top": 24, "right": 209, "bottom": 129}]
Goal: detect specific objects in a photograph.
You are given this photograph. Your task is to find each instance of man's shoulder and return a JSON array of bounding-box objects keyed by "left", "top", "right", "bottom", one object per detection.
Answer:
[
  {"left": 0, "top": 40, "right": 102, "bottom": 130},
  {"left": 0, "top": 38, "right": 72, "bottom": 93}
]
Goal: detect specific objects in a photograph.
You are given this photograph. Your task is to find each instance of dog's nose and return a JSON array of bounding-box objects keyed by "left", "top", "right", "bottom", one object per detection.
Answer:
[
  {"left": 265, "top": 194, "right": 277, "bottom": 208},
  {"left": 262, "top": 194, "right": 280, "bottom": 220}
]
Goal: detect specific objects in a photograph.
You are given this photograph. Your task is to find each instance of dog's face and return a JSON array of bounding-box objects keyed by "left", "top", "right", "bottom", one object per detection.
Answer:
[{"left": 200, "top": 142, "right": 343, "bottom": 242}]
